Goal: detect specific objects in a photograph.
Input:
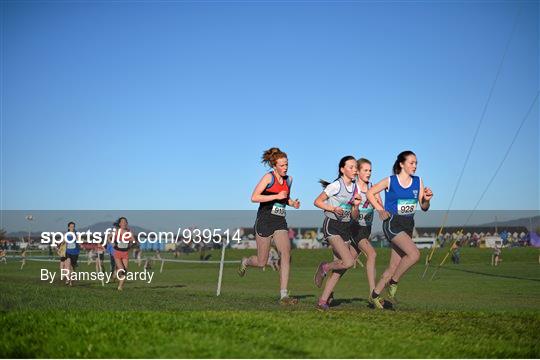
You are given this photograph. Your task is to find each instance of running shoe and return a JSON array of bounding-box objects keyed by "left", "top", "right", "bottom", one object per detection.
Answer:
[
  {"left": 388, "top": 283, "right": 398, "bottom": 301},
  {"left": 279, "top": 296, "right": 299, "bottom": 305},
  {"left": 369, "top": 294, "right": 384, "bottom": 309},
  {"left": 367, "top": 294, "right": 375, "bottom": 308},
  {"left": 314, "top": 262, "right": 327, "bottom": 288},
  {"left": 382, "top": 299, "right": 395, "bottom": 311},
  {"left": 316, "top": 302, "right": 330, "bottom": 312},
  {"left": 238, "top": 257, "right": 248, "bottom": 277}
]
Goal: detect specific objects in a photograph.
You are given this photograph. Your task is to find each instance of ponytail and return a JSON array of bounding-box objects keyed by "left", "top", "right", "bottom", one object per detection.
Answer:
[{"left": 262, "top": 147, "right": 287, "bottom": 167}]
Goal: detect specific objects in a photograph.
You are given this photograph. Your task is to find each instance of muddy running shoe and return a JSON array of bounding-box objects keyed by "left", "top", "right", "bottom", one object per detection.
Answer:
[
  {"left": 316, "top": 302, "right": 330, "bottom": 312},
  {"left": 369, "top": 294, "right": 384, "bottom": 309},
  {"left": 367, "top": 294, "right": 375, "bottom": 308},
  {"left": 279, "top": 296, "right": 299, "bottom": 305},
  {"left": 388, "top": 283, "right": 398, "bottom": 301},
  {"left": 382, "top": 299, "right": 395, "bottom": 311},
  {"left": 238, "top": 257, "right": 248, "bottom": 277}
]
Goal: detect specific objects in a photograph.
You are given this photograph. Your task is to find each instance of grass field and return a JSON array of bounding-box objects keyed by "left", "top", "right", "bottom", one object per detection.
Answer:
[{"left": 1, "top": 247, "right": 539, "bottom": 358}]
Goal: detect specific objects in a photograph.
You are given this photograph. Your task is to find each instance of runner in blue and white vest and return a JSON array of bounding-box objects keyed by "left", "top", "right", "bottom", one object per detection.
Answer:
[
  {"left": 366, "top": 150, "right": 433, "bottom": 309},
  {"left": 352, "top": 158, "right": 382, "bottom": 302},
  {"left": 313, "top": 156, "right": 362, "bottom": 311}
]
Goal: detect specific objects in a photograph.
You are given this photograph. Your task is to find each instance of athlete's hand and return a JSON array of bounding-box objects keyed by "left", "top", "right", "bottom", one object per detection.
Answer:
[
  {"left": 292, "top": 199, "right": 300, "bottom": 209},
  {"left": 378, "top": 209, "right": 390, "bottom": 221},
  {"left": 333, "top": 206, "right": 344, "bottom": 216},
  {"left": 275, "top": 191, "right": 288, "bottom": 200},
  {"left": 424, "top": 187, "right": 433, "bottom": 201},
  {"left": 353, "top": 194, "right": 362, "bottom": 206}
]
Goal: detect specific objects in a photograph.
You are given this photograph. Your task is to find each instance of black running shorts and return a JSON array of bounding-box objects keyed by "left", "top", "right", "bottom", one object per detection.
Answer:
[
  {"left": 254, "top": 214, "right": 288, "bottom": 238},
  {"left": 382, "top": 214, "right": 414, "bottom": 241},
  {"left": 66, "top": 253, "right": 79, "bottom": 267},
  {"left": 351, "top": 222, "right": 372, "bottom": 249},
  {"left": 322, "top": 217, "right": 353, "bottom": 244}
]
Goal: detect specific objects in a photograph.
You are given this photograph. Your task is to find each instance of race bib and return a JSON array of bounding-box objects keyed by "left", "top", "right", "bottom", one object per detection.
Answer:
[
  {"left": 117, "top": 240, "right": 129, "bottom": 249},
  {"left": 117, "top": 232, "right": 132, "bottom": 249},
  {"left": 339, "top": 203, "right": 352, "bottom": 220},
  {"left": 397, "top": 199, "right": 417, "bottom": 215},
  {"left": 359, "top": 208, "right": 374, "bottom": 223},
  {"left": 271, "top": 203, "right": 286, "bottom": 217},
  {"left": 66, "top": 233, "right": 77, "bottom": 249}
]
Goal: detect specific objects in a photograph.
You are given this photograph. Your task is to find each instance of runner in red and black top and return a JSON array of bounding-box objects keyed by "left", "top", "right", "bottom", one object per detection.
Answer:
[
  {"left": 255, "top": 167, "right": 291, "bottom": 238},
  {"left": 113, "top": 217, "right": 136, "bottom": 291},
  {"left": 239, "top": 147, "right": 300, "bottom": 305}
]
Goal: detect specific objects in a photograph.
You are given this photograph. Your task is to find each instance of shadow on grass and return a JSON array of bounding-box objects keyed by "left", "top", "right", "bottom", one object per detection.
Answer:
[
  {"left": 132, "top": 284, "right": 187, "bottom": 289},
  {"left": 439, "top": 266, "right": 540, "bottom": 282},
  {"left": 293, "top": 294, "right": 316, "bottom": 300},
  {"left": 330, "top": 297, "right": 366, "bottom": 306},
  {"left": 330, "top": 297, "right": 396, "bottom": 311}
]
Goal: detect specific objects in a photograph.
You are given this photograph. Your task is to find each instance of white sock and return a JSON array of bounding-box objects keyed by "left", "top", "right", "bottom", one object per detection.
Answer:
[{"left": 280, "top": 289, "right": 288, "bottom": 299}]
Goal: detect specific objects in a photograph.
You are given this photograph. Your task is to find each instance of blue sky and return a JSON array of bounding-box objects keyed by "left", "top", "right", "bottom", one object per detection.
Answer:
[{"left": 1, "top": 1, "right": 538, "bottom": 211}]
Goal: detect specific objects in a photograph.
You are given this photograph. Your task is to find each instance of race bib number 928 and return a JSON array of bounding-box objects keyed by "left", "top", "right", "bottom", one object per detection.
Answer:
[{"left": 397, "top": 199, "right": 417, "bottom": 215}]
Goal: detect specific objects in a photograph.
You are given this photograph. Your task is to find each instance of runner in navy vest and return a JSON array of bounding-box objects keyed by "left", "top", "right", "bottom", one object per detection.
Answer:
[
  {"left": 239, "top": 147, "right": 300, "bottom": 305},
  {"left": 366, "top": 150, "right": 433, "bottom": 309},
  {"left": 313, "top": 156, "right": 362, "bottom": 311},
  {"left": 65, "top": 221, "right": 80, "bottom": 286},
  {"left": 105, "top": 228, "right": 116, "bottom": 283}
]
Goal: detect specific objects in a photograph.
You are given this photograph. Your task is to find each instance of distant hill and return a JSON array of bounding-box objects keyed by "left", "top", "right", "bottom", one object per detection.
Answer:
[
  {"left": 480, "top": 215, "right": 540, "bottom": 230},
  {"left": 414, "top": 215, "right": 539, "bottom": 235}
]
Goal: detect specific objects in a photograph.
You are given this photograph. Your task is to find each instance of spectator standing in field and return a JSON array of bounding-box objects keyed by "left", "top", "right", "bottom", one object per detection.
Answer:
[
  {"left": 451, "top": 241, "right": 461, "bottom": 264},
  {"left": 492, "top": 243, "right": 502, "bottom": 266},
  {"left": 20, "top": 248, "right": 28, "bottom": 270}
]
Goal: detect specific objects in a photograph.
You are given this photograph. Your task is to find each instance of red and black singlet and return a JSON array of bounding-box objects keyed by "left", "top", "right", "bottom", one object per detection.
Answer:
[{"left": 258, "top": 172, "right": 291, "bottom": 216}]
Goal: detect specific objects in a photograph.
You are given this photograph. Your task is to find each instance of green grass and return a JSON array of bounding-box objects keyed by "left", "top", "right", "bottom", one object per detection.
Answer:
[{"left": 1, "top": 247, "right": 539, "bottom": 358}]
